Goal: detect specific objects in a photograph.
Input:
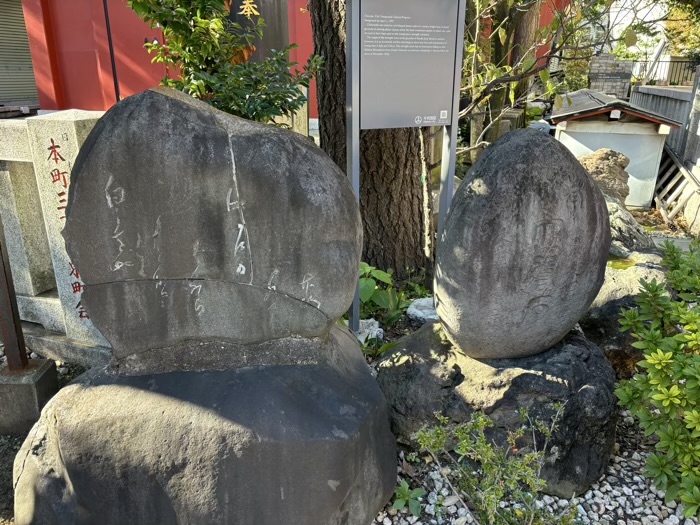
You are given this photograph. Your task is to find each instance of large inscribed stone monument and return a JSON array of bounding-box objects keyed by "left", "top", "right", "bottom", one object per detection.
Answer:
[
  {"left": 435, "top": 129, "right": 611, "bottom": 359},
  {"left": 377, "top": 130, "right": 616, "bottom": 497},
  {"left": 14, "top": 89, "right": 396, "bottom": 525}
]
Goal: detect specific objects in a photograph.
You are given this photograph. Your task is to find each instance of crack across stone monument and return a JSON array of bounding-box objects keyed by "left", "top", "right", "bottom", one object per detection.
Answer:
[{"left": 82, "top": 278, "right": 334, "bottom": 323}]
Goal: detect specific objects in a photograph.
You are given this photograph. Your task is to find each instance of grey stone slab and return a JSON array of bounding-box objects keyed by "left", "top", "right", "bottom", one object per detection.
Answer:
[
  {"left": 16, "top": 291, "right": 65, "bottom": 333},
  {"left": 0, "top": 119, "right": 33, "bottom": 162},
  {"left": 14, "top": 326, "right": 396, "bottom": 525},
  {"left": 25, "top": 110, "right": 109, "bottom": 348},
  {"left": 0, "top": 161, "right": 55, "bottom": 296},
  {"left": 63, "top": 89, "right": 361, "bottom": 360},
  {"left": 435, "top": 129, "right": 611, "bottom": 359},
  {"left": 21, "top": 322, "right": 110, "bottom": 368},
  {"left": 0, "top": 359, "right": 57, "bottom": 434}
]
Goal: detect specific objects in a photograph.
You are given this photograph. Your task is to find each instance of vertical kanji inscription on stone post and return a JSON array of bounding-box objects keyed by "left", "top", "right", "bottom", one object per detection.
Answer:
[{"left": 26, "top": 111, "right": 109, "bottom": 348}]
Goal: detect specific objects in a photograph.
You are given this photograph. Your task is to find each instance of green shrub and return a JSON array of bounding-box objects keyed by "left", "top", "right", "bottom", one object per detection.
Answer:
[
  {"left": 616, "top": 241, "right": 700, "bottom": 518},
  {"left": 359, "top": 262, "right": 411, "bottom": 327},
  {"left": 128, "top": 0, "right": 322, "bottom": 123},
  {"left": 414, "top": 409, "right": 576, "bottom": 525}
]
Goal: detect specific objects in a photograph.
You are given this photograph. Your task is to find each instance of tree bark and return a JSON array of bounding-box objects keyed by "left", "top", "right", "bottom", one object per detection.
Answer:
[
  {"left": 512, "top": 0, "right": 543, "bottom": 102},
  {"left": 308, "top": 0, "right": 428, "bottom": 279}
]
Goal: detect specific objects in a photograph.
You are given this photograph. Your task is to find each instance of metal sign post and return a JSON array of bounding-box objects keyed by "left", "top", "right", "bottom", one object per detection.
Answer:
[
  {"left": 346, "top": 0, "right": 466, "bottom": 332},
  {"left": 0, "top": 216, "right": 28, "bottom": 370}
]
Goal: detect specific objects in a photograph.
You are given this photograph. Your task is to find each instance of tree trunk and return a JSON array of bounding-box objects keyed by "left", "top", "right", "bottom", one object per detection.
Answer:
[
  {"left": 308, "top": 0, "right": 428, "bottom": 279},
  {"left": 512, "top": 0, "right": 543, "bottom": 102}
]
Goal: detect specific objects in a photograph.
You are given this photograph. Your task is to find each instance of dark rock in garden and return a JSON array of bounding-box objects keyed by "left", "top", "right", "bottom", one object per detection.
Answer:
[
  {"left": 578, "top": 149, "right": 631, "bottom": 203},
  {"left": 14, "top": 325, "right": 396, "bottom": 525},
  {"left": 604, "top": 195, "right": 655, "bottom": 257},
  {"left": 581, "top": 250, "right": 667, "bottom": 378},
  {"left": 62, "top": 88, "right": 361, "bottom": 361},
  {"left": 376, "top": 321, "right": 617, "bottom": 498},
  {"left": 435, "top": 129, "right": 611, "bottom": 359}
]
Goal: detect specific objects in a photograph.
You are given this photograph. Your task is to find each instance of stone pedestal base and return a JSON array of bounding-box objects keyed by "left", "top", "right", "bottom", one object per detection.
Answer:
[
  {"left": 376, "top": 321, "right": 617, "bottom": 498},
  {"left": 14, "top": 327, "right": 396, "bottom": 525},
  {"left": 0, "top": 359, "right": 57, "bottom": 434}
]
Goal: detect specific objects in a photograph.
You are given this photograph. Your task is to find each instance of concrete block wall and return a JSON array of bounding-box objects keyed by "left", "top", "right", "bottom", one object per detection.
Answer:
[{"left": 589, "top": 54, "right": 634, "bottom": 99}]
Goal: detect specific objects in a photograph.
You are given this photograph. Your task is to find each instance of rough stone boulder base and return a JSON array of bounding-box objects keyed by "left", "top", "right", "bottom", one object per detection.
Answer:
[
  {"left": 376, "top": 322, "right": 618, "bottom": 498},
  {"left": 581, "top": 250, "right": 667, "bottom": 378},
  {"left": 14, "top": 326, "right": 397, "bottom": 525},
  {"left": 577, "top": 148, "right": 631, "bottom": 203},
  {"left": 62, "top": 88, "right": 362, "bottom": 359},
  {"left": 436, "top": 129, "right": 611, "bottom": 358}
]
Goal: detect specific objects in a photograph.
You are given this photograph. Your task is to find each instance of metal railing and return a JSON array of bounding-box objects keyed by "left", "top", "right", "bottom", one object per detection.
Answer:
[{"left": 633, "top": 60, "right": 699, "bottom": 85}]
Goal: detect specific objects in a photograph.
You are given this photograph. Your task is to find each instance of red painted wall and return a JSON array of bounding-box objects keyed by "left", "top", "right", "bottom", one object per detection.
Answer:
[
  {"left": 538, "top": 0, "right": 568, "bottom": 61},
  {"left": 22, "top": 0, "right": 164, "bottom": 111},
  {"left": 287, "top": 0, "right": 318, "bottom": 119}
]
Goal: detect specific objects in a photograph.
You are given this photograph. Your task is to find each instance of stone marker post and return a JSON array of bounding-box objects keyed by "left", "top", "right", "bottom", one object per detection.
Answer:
[{"left": 25, "top": 111, "right": 108, "bottom": 348}]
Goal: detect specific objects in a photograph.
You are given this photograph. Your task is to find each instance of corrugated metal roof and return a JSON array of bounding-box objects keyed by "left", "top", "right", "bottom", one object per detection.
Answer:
[{"left": 551, "top": 89, "right": 683, "bottom": 128}]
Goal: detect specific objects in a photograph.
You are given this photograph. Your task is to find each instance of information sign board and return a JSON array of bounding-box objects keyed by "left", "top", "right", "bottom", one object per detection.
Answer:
[{"left": 360, "top": 0, "right": 461, "bottom": 129}]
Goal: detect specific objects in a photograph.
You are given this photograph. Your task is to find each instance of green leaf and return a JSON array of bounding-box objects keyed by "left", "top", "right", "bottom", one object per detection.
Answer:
[
  {"left": 359, "top": 262, "right": 372, "bottom": 277},
  {"left": 393, "top": 499, "right": 406, "bottom": 510},
  {"left": 625, "top": 30, "right": 638, "bottom": 47},
  {"left": 359, "top": 278, "right": 376, "bottom": 303},
  {"left": 371, "top": 270, "right": 393, "bottom": 285},
  {"left": 371, "top": 289, "right": 390, "bottom": 310},
  {"left": 408, "top": 498, "right": 422, "bottom": 517},
  {"left": 498, "top": 27, "right": 507, "bottom": 46},
  {"left": 553, "top": 94, "right": 564, "bottom": 111},
  {"left": 539, "top": 69, "right": 550, "bottom": 83},
  {"left": 522, "top": 58, "right": 536, "bottom": 73}
]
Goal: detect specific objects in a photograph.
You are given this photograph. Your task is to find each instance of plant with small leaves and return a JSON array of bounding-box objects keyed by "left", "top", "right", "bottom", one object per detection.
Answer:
[
  {"left": 414, "top": 407, "right": 576, "bottom": 525},
  {"left": 360, "top": 338, "right": 399, "bottom": 360},
  {"left": 392, "top": 479, "right": 426, "bottom": 518},
  {"left": 616, "top": 240, "right": 700, "bottom": 519}
]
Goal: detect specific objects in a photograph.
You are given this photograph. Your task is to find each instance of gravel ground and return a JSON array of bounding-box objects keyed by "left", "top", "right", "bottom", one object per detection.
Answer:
[{"left": 372, "top": 411, "right": 699, "bottom": 525}]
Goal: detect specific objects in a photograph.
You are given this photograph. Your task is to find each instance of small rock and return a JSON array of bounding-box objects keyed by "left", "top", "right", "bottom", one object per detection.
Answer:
[{"left": 406, "top": 298, "right": 438, "bottom": 325}]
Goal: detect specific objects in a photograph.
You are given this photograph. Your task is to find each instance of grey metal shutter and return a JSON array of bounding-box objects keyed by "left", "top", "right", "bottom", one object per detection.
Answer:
[{"left": 0, "top": 0, "right": 39, "bottom": 104}]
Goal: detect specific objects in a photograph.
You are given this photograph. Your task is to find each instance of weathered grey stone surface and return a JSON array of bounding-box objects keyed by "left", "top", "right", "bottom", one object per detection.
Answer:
[
  {"left": 25, "top": 110, "right": 108, "bottom": 348},
  {"left": 16, "top": 292, "right": 65, "bottom": 334},
  {"left": 63, "top": 89, "right": 361, "bottom": 360},
  {"left": 14, "top": 326, "right": 396, "bottom": 525},
  {"left": 0, "top": 359, "right": 57, "bottom": 435},
  {"left": 581, "top": 250, "right": 667, "bottom": 378},
  {"left": 681, "top": 182, "right": 700, "bottom": 237},
  {"left": 0, "top": 161, "right": 54, "bottom": 296},
  {"left": 605, "top": 195, "right": 655, "bottom": 258},
  {"left": 435, "top": 130, "right": 611, "bottom": 359},
  {"left": 578, "top": 149, "right": 631, "bottom": 203},
  {"left": 406, "top": 297, "right": 439, "bottom": 325},
  {"left": 21, "top": 321, "right": 111, "bottom": 369},
  {"left": 576, "top": 149, "right": 654, "bottom": 257},
  {"left": 376, "top": 321, "right": 617, "bottom": 498},
  {"left": 0, "top": 118, "right": 33, "bottom": 162}
]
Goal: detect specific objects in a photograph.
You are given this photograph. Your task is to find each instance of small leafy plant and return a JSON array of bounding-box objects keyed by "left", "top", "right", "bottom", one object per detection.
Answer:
[
  {"left": 392, "top": 479, "right": 426, "bottom": 517},
  {"left": 360, "top": 338, "right": 399, "bottom": 360},
  {"left": 359, "top": 262, "right": 411, "bottom": 327},
  {"left": 415, "top": 408, "right": 576, "bottom": 525},
  {"left": 616, "top": 240, "right": 700, "bottom": 518}
]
